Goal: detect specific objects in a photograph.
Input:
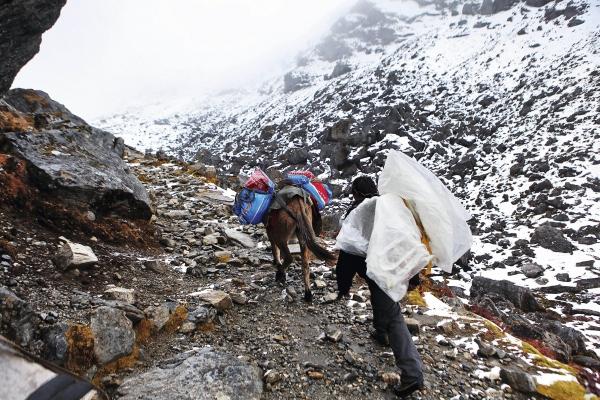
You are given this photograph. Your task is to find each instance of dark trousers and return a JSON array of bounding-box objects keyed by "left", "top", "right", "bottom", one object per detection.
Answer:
[{"left": 336, "top": 250, "right": 423, "bottom": 382}]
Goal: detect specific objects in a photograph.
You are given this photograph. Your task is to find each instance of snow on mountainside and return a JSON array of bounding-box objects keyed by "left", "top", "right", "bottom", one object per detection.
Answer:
[{"left": 99, "top": 0, "right": 600, "bottom": 358}]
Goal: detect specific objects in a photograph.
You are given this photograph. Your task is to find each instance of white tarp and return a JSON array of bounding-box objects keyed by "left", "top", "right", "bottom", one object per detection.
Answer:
[
  {"left": 365, "top": 194, "right": 433, "bottom": 301},
  {"left": 335, "top": 150, "right": 472, "bottom": 301},
  {"left": 377, "top": 151, "right": 472, "bottom": 273}
]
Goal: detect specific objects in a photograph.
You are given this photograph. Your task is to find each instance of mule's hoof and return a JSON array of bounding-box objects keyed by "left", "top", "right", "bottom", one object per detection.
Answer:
[
  {"left": 275, "top": 271, "right": 286, "bottom": 283},
  {"left": 304, "top": 290, "right": 313, "bottom": 302}
]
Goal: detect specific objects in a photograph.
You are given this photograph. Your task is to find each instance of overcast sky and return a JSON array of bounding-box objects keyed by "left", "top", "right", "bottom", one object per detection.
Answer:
[{"left": 13, "top": 0, "right": 352, "bottom": 120}]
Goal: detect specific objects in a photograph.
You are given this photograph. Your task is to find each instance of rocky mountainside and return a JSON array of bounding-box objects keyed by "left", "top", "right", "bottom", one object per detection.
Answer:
[
  {"left": 100, "top": 0, "right": 600, "bottom": 368},
  {"left": 1, "top": 0, "right": 600, "bottom": 399}
]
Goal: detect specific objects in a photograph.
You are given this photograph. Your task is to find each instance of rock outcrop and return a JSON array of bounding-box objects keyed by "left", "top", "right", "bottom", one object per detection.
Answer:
[
  {"left": 0, "top": 0, "right": 67, "bottom": 95},
  {"left": 0, "top": 89, "right": 152, "bottom": 220}
]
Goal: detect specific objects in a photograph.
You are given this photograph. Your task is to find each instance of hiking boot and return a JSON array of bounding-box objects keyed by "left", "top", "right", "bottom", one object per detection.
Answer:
[
  {"left": 369, "top": 330, "right": 389, "bottom": 346},
  {"left": 336, "top": 292, "right": 350, "bottom": 301},
  {"left": 392, "top": 378, "right": 424, "bottom": 398}
]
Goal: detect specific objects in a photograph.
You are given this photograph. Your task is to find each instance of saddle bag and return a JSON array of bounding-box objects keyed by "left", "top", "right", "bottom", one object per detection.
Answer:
[
  {"left": 233, "top": 168, "right": 275, "bottom": 225},
  {"left": 287, "top": 170, "right": 332, "bottom": 211}
]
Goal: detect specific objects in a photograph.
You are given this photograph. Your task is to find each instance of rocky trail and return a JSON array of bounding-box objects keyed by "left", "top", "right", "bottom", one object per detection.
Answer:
[{"left": 1, "top": 152, "right": 597, "bottom": 399}]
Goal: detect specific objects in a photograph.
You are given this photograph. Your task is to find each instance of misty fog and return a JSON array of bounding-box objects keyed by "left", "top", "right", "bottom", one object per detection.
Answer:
[{"left": 12, "top": 0, "right": 353, "bottom": 120}]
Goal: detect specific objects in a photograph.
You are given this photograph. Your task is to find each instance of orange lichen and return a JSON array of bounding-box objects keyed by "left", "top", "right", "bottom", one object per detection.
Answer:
[
  {"left": 65, "top": 324, "right": 96, "bottom": 375},
  {"left": 163, "top": 305, "right": 188, "bottom": 334},
  {"left": 0, "top": 109, "right": 34, "bottom": 132},
  {"left": 0, "top": 155, "right": 32, "bottom": 206},
  {"left": 134, "top": 319, "right": 156, "bottom": 345},
  {"left": 93, "top": 346, "right": 141, "bottom": 386},
  {"left": 21, "top": 90, "right": 50, "bottom": 108}
]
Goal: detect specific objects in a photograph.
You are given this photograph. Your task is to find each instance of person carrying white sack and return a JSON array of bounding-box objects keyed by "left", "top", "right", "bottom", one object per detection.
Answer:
[{"left": 334, "top": 150, "right": 472, "bottom": 398}]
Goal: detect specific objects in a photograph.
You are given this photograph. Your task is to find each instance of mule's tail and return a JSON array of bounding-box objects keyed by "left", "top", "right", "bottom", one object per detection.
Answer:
[{"left": 288, "top": 199, "right": 335, "bottom": 261}]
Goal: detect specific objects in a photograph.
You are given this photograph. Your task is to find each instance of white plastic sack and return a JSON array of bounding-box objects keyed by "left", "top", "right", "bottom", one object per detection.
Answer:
[
  {"left": 334, "top": 197, "right": 377, "bottom": 257},
  {"left": 378, "top": 150, "right": 472, "bottom": 272},
  {"left": 366, "top": 194, "right": 433, "bottom": 302}
]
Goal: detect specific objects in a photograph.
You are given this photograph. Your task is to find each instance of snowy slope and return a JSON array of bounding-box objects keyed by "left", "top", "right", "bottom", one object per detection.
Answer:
[{"left": 98, "top": 0, "right": 600, "bottom": 354}]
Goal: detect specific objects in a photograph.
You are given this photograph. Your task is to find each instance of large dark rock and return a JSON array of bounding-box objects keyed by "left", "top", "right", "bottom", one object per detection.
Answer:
[
  {"left": 0, "top": 90, "right": 152, "bottom": 219},
  {"left": 284, "top": 147, "right": 309, "bottom": 165},
  {"left": 530, "top": 224, "right": 574, "bottom": 253},
  {"left": 500, "top": 368, "right": 536, "bottom": 393},
  {"left": 0, "top": 287, "right": 40, "bottom": 347},
  {"left": 329, "top": 62, "right": 352, "bottom": 79},
  {"left": 541, "top": 320, "right": 588, "bottom": 356},
  {"left": 117, "top": 348, "right": 263, "bottom": 400},
  {"left": 470, "top": 276, "right": 543, "bottom": 312},
  {"left": 0, "top": 0, "right": 67, "bottom": 95},
  {"left": 283, "top": 72, "right": 313, "bottom": 93}
]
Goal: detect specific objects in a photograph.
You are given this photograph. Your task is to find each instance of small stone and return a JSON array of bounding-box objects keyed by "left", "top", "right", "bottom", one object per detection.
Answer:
[
  {"left": 380, "top": 372, "right": 401, "bottom": 385},
  {"left": 144, "top": 260, "right": 167, "bottom": 273},
  {"left": 405, "top": 318, "right": 421, "bottom": 336},
  {"left": 271, "top": 334, "right": 285, "bottom": 342},
  {"left": 476, "top": 339, "right": 497, "bottom": 358},
  {"left": 521, "top": 263, "right": 544, "bottom": 279},
  {"left": 326, "top": 329, "right": 343, "bottom": 343},
  {"left": 314, "top": 279, "right": 326, "bottom": 289},
  {"left": 264, "top": 369, "right": 282, "bottom": 384},
  {"left": 444, "top": 349, "right": 457, "bottom": 360},
  {"left": 343, "top": 372, "right": 358, "bottom": 382},
  {"left": 190, "top": 289, "right": 233, "bottom": 311},
  {"left": 179, "top": 321, "right": 196, "bottom": 333},
  {"left": 85, "top": 211, "right": 96, "bottom": 221},
  {"left": 323, "top": 292, "right": 337, "bottom": 303},
  {"left": 352, "top": 293, "right": 366, "bottom": 302},
  {"left": 104, "top": 287, "right": 135, "bottom": 304},
  {"left": 214, "top": 250, "right": 232, "bottom": 263},
  {"left": 225, "top": 228, "right": 256, "bottom": 248},
  {"left": 555, "top": 273, "right": 571, "bottom": 282},
  {"left": 535, "top": 277, "right": 549, "bottom": 285},
  {"left": 230, "top": 292, "right": 248, "bottom": 305},
  {"left": 307, "top": 371, "right": 324, "bottom": 379},
  {"left": 52, "top": 239, "right": 98, "bottom": 271}
]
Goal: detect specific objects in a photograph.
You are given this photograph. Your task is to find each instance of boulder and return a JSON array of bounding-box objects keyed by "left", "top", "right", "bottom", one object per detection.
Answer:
[
  {"left": 0, "top": 90, "right": 152, "bottom": 219},
  {"left": 500, "top": 368, "right": 536, "bottom": 393},
  {"left": 470, "top": 277, "right": 542, "bottom": 312},
  {"left": 90, "top": 306, "right": 135, "bottom": 365},
  {"left": 52, "top": 239, "right": 98, "bottom": 271},
  {"left": 541, "top": 321, "right": 588, "bottom": 356},
  {"left": 284, "top": 147, "right": 309, "bottom": 165},
  {"left": 0, "top": 1, "right": 66, "bottom": 95},
  {"left": 117, "top": 348, "right": 263, "bottom": 400},
  {"left": 530, "top": 224, "right": 574, "bottom": 253},
  {"left": 521, "top": 263, "right": 544, "bottom": 279}
]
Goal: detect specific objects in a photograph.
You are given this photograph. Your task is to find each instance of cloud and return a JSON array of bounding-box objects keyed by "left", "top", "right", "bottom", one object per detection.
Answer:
[{"left": 13, "top": 0, "right": 352, "bottom": 119}]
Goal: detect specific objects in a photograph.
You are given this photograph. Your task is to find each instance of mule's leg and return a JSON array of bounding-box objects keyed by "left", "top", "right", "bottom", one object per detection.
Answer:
[
  {"left": 299, "top": 242, "right": 313, "bottom": 302},
  {"left": 277, "top": 242, "right": 294, "bottom": 284}
]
